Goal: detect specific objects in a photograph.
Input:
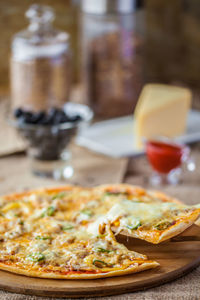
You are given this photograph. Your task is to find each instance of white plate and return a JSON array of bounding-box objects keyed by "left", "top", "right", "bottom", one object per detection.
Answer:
[{"left": 76, "top": 110, "right": 200, "bottom": 158}]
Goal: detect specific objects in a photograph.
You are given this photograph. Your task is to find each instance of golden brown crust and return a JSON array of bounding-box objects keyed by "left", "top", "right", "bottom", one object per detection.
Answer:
[
  {"left": 0, "top": 261, "right": 159, "bottom": 279},
  {"left": 149, "top": 191, "right": 183, "bottom": 205},
  {"left": 157, "top": 210, "right": 200, "bottom": 243},
  {"left": 195, "top": 218, "right": 200, "bottom": 226},
  {"left": 1, "top": 185, "right": 77, "bottom": 201},
  {"left": 96, "top": 184, "right": 146, "bottom": 195},
  {"left": 97, "top": 184, "right": 183, "bottom": 205}
]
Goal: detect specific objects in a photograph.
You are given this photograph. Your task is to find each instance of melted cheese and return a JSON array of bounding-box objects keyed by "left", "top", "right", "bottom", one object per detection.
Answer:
[
  {"left": 88, "top": 199, "right": 187, "bottom": 235},
  {"left": 107, "top": 204, "right": 126, "bottom": 222},
  {"left": 87, "top": 216, "right": 106, "bottom": 236},
  {"left": 0, "top": 185, "right": 198, "bottom": 276},
  {"left": 109, "top": 200, "right": 185, "bottom": 224}
]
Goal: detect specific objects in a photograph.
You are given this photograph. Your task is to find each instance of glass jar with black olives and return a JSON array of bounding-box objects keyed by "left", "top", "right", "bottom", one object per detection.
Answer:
[{"left": 10, "top": 5, "right": 93, "bottom": 179}]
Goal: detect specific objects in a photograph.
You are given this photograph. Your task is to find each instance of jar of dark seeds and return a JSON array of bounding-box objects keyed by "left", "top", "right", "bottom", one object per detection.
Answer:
[{"left": 80, "top": 0, "right": 145, "bottom": 118}]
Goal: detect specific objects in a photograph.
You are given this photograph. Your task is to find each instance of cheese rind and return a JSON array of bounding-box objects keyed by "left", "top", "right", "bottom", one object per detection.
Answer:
[{"left": 134, "top": 84, "right": 192, "bottom": 148}]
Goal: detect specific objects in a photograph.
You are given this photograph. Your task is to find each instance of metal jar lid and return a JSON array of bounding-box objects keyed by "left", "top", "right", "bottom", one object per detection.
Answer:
[{"left": 81, "top": 0, "right": 143, "bottom": 15}]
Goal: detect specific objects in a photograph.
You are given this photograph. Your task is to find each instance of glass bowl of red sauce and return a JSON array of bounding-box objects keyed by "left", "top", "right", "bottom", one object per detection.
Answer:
[{"left": 145, "top": 139, "right": 193, "bottom": 185}]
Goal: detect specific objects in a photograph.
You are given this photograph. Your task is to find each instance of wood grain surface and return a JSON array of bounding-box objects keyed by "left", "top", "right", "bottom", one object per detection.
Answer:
[{"left": 0, "top": 225, "right": 199, "bottom": 298}]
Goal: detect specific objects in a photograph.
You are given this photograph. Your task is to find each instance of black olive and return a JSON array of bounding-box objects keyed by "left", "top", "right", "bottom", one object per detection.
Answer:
[
  {"left": 40, "top": 115, "right": 52, "bottom": 125},
  {"left": 53, "top": 109, "right": 65, "bottom": 125},
  {"left": 14, "top": 108, "right": 23, "bottom": 118},
  {"left": 48, "top": 107, "right": 58, "bottom": 118},
  {"left": 33, "top": 111, "right": 46, "bottom": 124},
  {"left": 60, "top": 111, "right": 70, "bottom": 123},
  {"left": 69, "top": 115, "right": 82, "bottom": 122},
  {"left": 15, "top": 107, "right": 83, "bottom": 126},
  {"left": 23, "top": 111, "right": 33, "bottom": 124}
]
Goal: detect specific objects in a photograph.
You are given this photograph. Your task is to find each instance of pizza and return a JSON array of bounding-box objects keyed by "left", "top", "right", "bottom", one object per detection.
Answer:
[
  {"left": 0, "top": 184, "right": 199, "bottom": 279},
  {"left": 0, "top": 186, "right": 158, "bottom": 279}
]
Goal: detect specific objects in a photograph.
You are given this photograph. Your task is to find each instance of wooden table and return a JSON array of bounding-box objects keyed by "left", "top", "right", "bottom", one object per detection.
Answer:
[{"left": 0, "top": 142, "right": 200, "bottom": 299}]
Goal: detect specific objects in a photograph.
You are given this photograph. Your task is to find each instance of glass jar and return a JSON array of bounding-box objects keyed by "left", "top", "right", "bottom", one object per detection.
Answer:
[
  {"left": 80, "top": 0, "right": 144, "bottom": 118},
  {"left": 10, "top": 4, "right": 71, "bottom": 113}
]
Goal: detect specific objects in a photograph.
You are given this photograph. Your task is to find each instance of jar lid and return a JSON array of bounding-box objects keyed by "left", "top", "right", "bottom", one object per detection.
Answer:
[
  {"left": 81, "top": 0, "right": 143, "bottom": 14},
  {"left": 26, "top": 4, "right": 55, "bottom": 24}
]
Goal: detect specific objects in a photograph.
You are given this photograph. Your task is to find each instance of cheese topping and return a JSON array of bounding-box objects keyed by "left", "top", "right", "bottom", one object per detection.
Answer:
[
  {"left": 0, "top": 188, "right": 151, "bottom": 274},
  {"left": 86, "top": 196, "right": 189, "bottom": 237},
  {"left": 0, "top": 185, "right": 199, "bottom": 277}
]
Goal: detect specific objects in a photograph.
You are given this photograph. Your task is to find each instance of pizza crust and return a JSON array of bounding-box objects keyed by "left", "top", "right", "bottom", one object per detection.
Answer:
[
  {"left": 157, "top": 210, "right": 200, "bottom": 243},
  {"left": 195, "top": 218, "right": 200, "bottom": 226},
  {"left": 149, "top": 191, "right": 183, "bottom": 205},
  {"left": 97, "top": 184, "right": 183, "bottom": 205},
  {"left": 2, "top": 185, "right": 76, "bottom": 201},
  {"left": 0, "top": 261, "right": 159, "bottom": 279}
]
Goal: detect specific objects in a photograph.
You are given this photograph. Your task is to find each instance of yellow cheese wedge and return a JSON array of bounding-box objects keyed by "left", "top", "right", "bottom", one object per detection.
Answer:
[{"left": 134, "top": 84, "right": 192, "bottom": 148}]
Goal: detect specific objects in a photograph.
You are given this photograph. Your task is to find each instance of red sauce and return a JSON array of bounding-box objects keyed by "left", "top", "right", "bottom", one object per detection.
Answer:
[{"left": 146, "top": 140, "right": 187, "bottom": 174}]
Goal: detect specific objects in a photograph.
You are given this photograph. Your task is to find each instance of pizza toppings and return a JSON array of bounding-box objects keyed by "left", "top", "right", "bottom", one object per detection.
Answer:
[
  {"left": 92, "top": 259, "right": 109, "bottom": 268},
  {"left": 81, "top": 209, "right": 93, "bottom": 217},
  {"left": 41, "top": 206, "right": 56, "bottom": 217},
  {"left": 35, "top": 236, "right": 52, "bottom": 240},
  {"left": 126, "top": 220, "right": 141, "bottom": 230},
  {"left": 62, "top": 224, "right": 74, "bottom": 231},
  {"left": 85, "top": 199, "right": 189, "bottom": 239},
  {"left": 0, "top": 184, "right": 199, "bottom": 279},
  {"left": 27, "top": 253, "right": 45, "bottom": 262},
  {"left": 154, "top": 220, "right": 175, "bottom": 231},
  {"left": 51, "top": 192, "right": 67, "bottom": 200},
  {"left": 96, "top": 247, "right": 112, "bottom": 253}
]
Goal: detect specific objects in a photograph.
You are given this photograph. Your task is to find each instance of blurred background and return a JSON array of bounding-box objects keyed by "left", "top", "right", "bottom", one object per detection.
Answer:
[
  {"left": 1, "top": 0, "right": 200, "bottom": 97},
  {"left": 1, "top": 0, "right": 200, "bottom": 184}
]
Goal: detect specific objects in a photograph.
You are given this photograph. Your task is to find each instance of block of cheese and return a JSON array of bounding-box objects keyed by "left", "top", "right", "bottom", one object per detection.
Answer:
[{"left": 134, "top": 84, "right": 192, "bottom": 148}]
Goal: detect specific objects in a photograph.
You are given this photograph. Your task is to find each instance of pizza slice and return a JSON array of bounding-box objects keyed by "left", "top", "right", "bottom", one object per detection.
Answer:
[{"left": 81, "top": 184, "right": 200, "bottom": 244}]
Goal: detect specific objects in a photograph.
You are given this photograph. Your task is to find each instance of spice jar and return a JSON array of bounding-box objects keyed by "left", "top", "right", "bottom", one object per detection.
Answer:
[
  {"left": 80, "top": 0, "right": 144, "bottom": 118},
  {"left": 10, "top": 4, "right": 71, "bottom": 113}
]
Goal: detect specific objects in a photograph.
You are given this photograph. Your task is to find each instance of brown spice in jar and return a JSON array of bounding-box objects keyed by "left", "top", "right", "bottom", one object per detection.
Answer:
[
  {"left": 83, "top": 31, "right": 144, "bottom": 118},
  {"left": 11, "top": 52, "right": 71, "bottom": 112}
]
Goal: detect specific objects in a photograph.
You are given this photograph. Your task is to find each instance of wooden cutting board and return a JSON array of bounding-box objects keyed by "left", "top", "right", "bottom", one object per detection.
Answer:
[{"left": 0, "top": 225, "right": 200, "bottom": 298}]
